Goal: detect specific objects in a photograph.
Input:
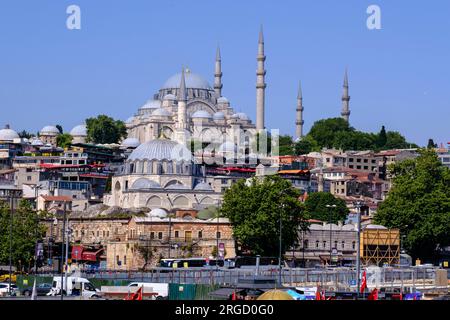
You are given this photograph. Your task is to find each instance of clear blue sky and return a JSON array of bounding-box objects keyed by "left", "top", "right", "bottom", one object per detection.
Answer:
[{"left": 0, "top": 0, "right": 449, "bottom": 146}]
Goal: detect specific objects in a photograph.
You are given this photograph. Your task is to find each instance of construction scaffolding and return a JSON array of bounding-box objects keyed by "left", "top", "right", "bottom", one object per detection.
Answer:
[{"left": 361, "top": 227, "right": 400, "bottom": 266}]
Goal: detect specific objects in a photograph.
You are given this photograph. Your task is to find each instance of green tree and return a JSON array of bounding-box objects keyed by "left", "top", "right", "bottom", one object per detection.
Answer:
[
  {"left": 85, "top": 115, "right": 127, "bottom": 144},
  {"left": 56, "top": 133, "right": 73, "bottom": 149},
  {"left": 0, "top": 200, "right": 46, "bottom": 271},
  {"left": 374, "top": 149, "right": 450, "bottom": 261},
  {"left": 220, "top": 176, "right": 308, "bottom": 256},
  {"left": 294, "top": 135, "right": 319, "bottom": 155},
  {"left": 304, "top": 192, "right": 349, "bottom": 223},
  {"left": 18, "top": 130, "right": 34, "bottom": 139},
  {"left": 276, "top": 135, "right": 294, "bottom": 156},
  {"left": 427, "top": 139, "right": 437, "bottom": 149},
  {"left": 308, "top": 118, "right": 351, "bottom": 149}
]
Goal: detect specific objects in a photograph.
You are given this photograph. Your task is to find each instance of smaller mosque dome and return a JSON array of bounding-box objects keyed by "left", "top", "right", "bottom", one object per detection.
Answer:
[
  {"left": 194, "top": 182, "right": 213, "bottom": 191},
  {"left": 218, "top": 141, "right": 237, "bottom": 153},
  {"left": 131, "top": 178, "right": 162, "bottom": 189},
  {"left": 40, "top": 125, "right": 60, "bottom": 136},
  {"left": 152, "top": 108, "right": 172, "bottom": 117},
  {"left": 191, "top": 110, "right": 212, "bottom": 119},
  {"left": 31, "top": 139, "right": 44, "bottom": 146},
  {"left": 163, "top": 94, "right": 176, "bottom": 100},
  {"left": 213, "top": 112, "right": 225, "bottom": 121},
  {"left": 146, "top": 208, "right": 168, "bottom": 219},
  {"left": 70, "top": 125, "right": 87, "bottom": 137},
  {"left": 0, "top": 127, "right": 19, "bottom": 141},
  {"left": 121, "top": 137, "right": 141, "bottom": 148},
  {"left": 217, "top": 97, "right": 229, "bottom": 103},
  {"left": 140, "top": 99, "right": 161, "bottom": 110}
]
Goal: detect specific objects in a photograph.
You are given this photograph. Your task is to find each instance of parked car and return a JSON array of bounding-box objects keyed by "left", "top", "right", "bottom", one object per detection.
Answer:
[
  {"left": 0, "top": 283, "right": 19, "bottom": 296},
  {"left": 22, "top": 283, "right": 53, "bottom": 297}
]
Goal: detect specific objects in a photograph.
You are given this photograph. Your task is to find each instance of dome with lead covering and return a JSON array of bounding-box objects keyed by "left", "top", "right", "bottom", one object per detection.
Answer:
[
  {"left": 70, "top": 125, "right": 87, "bottom": 137},
  {"left": 191, "top": 110, "right": 212, "bottom": 119},
  {"left": 162, "top": 70, "right": 212, "bottom": 90},
  {"left": 217, "top": 97, "right": 229, "bottom": 103},
  {"left": 152, "top": 108, "right": 172, "bottom": 117},
  {"left": 140, "top": 99, "right": 161, "bottom": 110},
  {"left": 0, "top": 127, "right": 19, "bottom": 141},
  {"left": 40, "top": 125, "right": 60, "bottom": 136},
  {"left": 128, "top": 139, "right": 192, "bottom": 162},
  {"left": 233, "top": 113, "right": 249, "bottom": 121},
  {"left": 146, "top": 208, "right": 168, "bottom": 218},
  {"left": 213, "top": 112, "right": 225, "bottom": 121},
  {"left": 131, "top": 178, "right": 162, "bottom": 189},
  {"left": 121, "top": 137, "right": 141, "bottom": 148}
]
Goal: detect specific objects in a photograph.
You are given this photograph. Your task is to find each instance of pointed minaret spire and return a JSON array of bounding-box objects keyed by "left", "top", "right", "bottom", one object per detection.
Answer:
[
  {"left": 296, "top": 81, "right": 305, "bottom": 140},
  {"left": 256, "top": 25, "right": 266, "bottom": 131},
  {"left": 341, "top": 68, "right": 350, "bottom": 123},
  {"left": 214, "top": 45, "right": 223, "bottom": 98},
  {"left": 178, "top": 67, "right": 187, "bottom": 102}
]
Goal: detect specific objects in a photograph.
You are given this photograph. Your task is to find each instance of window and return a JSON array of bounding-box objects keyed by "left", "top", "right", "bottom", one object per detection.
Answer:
[
  {"left": 352, "top": 241, "right": 356, "bottom": 249},
  {"left": 341, "top": 241, "right": 345, "bottom": 249},
  {"left": 158, "top": 232, "right": 163, "bottom": 240},
  {"left": 364, "top": 166, "right": 368, "bottom": 170},
  {"left": 174, "top": 231, "right": 179, "bottom": 238},
  {"left": 216, "top": 232, "right": 221, "bottom": 239},
  {"left": 97, "top": 231, "right": 99, "bottom": 237},
  {"left": 150, "top": 232, "right": 155, "bottom": 239},
  {"left": 334, "top": 241, "right": 338, "bottom": 249},
  {"left": 124, "top": 256, "right": 127, "bottom": 265},
  {"left": 103, "top": 231, "right": 105, "bottom": 237},
  {"left": 116, "top": 255, "right": 119, "bottom": 265},
  {"left": 198, "top": 231, "right": 203, "bottom": 238},
  {"left": 304, "top": 240, "right": 309, "bottom": 249},
  {"left": 125, "top": 181, "right": 129, "bottom": 190},
  {"left": 316, "top": 240, "right": 319, "bottom": 248},
  {"left": 349, "top": 158, "right": 354, "bottom": 162},
  {"left": 107, "top": 231, "right": 109, "bottom": 237},
  {"left": 27, "top": 176, "right": 31, "bottom": 181},
  {"left": 349, "top": 165, "right": 354, "bottom": 169},
  {"left": 371, "top": 159, "right": 376, "bottom": 164},
  {"left": 357, "top": 166, "right": 361, "bottom": 170},
  {"left": 323, "top": 241, "right": 326, "bottom": 248},
  {"left": 326, "top": 158, "right": 330, "bottom": 163},
  {"left": 364, "top": 159, "right": 368, "bottom": 163},
  {"left": 356, "top": 159, "right": 361, "bottom": 163}
]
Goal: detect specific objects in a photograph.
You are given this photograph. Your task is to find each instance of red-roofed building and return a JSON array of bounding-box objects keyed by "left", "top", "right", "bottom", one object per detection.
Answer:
[{"left": 37, "top": 195, "right": 72, "bottom": 212}]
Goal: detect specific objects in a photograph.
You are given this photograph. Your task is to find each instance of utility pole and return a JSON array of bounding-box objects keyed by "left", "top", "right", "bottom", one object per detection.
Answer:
[
  {"left": 8, "top": 195, "right": 14, "bottom": 296},
  {"left": 354, "top": 200, "right": 364, "bottom": 298},
  {"left": 60, "top": 202, "right": 67, "bottom": 300}
]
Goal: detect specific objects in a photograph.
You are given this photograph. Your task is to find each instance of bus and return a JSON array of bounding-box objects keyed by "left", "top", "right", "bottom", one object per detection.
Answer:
[{"left": 233, "top": 256, "right": 280, "bottom": 269}]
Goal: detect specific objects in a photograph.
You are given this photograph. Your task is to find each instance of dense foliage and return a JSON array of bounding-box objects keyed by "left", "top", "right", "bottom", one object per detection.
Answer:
[
  {"left": 276, "top": 118, "right": 418, "bottom": 156},
  {"left": 374, "top": 149, "right": 450, "bottom": 261},
  {"left": 304, "top": 192, "right": 349, "bottom": 223},
  {"left": 85, "top": 115, "right": 127, "bottom": 144},
  {"left": 220, "top": 176, "right": 308, "bottom": 256},
  {"left": 56, "top": 133, "right": 73, "bottom": 149},
  {"left": 0, "top": 200, "right": 46, "bottom": 271}
]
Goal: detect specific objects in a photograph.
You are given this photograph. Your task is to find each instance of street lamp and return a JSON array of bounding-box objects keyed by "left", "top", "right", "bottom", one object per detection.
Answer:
[
  {"left": 7, "top": 188, "right": 22, "bottom": 296},
  {"left": 326, "top": 204, "right": 337, "bottom": 266}
]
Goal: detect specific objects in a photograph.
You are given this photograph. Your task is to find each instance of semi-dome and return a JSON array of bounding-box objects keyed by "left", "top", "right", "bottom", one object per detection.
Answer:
[
  {"left": 217, "top": 97, "right": 229, "bottom": 103},
  {"left": 194, "top": 182, "right": 213, "bottom": 191},
  {"left": 40, "top": 125, "right": 60, "bottom": 135},
  {"left": 0, "top": 128, "right": 19, "bottom": 141},
  {"left": 121, "top": 137, "right": 141, "bottom": 148},
  {"left": 140, "top": 99, "right": 161, "bottom": 110},
  {"left": 218, "top": 141, "right": 238, "bottom": 153},
  {"left": 213, "top": 112, "right": 225, "bottom": 121},
  {"left": 70, "top": 125, "right": 87, "bottom": 137},
  {"left": 162, "top": 70, "right": 212, "bottom": 90},
  {"left": 147, "top": 208, "right": 168, "bottom": 219},
  {"left": 151, "top": 108, "right": 172, "bottom": 117},
  {"left": 131, "top": 178, "right": 162, "bottom": 189},
  {"left": 128, "top": 139, "right": 192, "bottom": 162},
  {"left": 163, "top": 94, "right": 176, "bottom": 100},
  {"left": 191, "top": 110, "right": 212, "bottom": 119}
]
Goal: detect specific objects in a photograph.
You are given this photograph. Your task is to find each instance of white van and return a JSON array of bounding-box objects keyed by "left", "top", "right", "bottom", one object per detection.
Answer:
[
  {"left": 47, "top": 276, "right": 101, "bottom": 299},
  {"left": 128, "top": 282, "right": 168, "bottom": 300}
]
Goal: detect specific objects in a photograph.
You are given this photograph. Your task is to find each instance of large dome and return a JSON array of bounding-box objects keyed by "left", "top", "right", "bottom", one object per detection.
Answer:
[
  {"left": 70, "top": 125, "right": 87, "bottom": 137},
  {"left": 0, "top": 128, "right": 19, "bottom": 141},
  {"left": 162, "top": 69, "right": 212, "bottom": 90},
  {"left": 128, "top": 139, "right": 192, "bottom": 162}
]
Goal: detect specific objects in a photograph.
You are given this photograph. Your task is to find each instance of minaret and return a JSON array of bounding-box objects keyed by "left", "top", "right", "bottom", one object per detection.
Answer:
[
  {"left": 214, "top": 46, "right": 223, "bottom": 98},
  {"left": 177, "top": 68, "right": 187, "bottom": 129},
  {"left": 256, "top": 26, "right": 266, "bottom": 131},
  {"left": 341, "top": 68, "right": 350, "bottom": 123},
  {"left": 296, "top": 81, "right": 304, "bottom": 139}
]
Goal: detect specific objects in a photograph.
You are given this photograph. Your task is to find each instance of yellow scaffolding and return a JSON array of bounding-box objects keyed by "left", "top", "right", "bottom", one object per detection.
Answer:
[{"left": 361, "top": 228, "right": 400, "bottom": 266}]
